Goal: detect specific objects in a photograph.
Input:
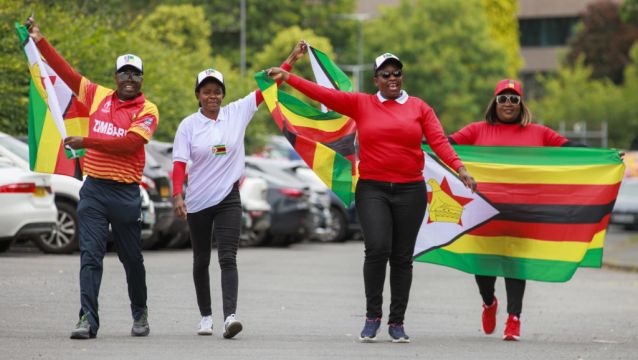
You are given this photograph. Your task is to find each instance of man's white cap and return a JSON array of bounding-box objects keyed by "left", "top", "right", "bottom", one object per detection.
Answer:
[
  {"left": 373, "top": 53, "right": 403, "bottom": 72},
  {"left": 196, "top": 68, "right": 225, "bottom": 92},
  {"left": 115, "top": 54, "right": 143, "bottom": 73}
]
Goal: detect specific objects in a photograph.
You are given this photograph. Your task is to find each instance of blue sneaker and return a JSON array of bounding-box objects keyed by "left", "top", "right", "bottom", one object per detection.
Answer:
[
  {"left": 388, "top": 323, "right": 410, "bottom": 343},
  {"left": 359, "top": 317, "right": 381, "bottom": 342}
]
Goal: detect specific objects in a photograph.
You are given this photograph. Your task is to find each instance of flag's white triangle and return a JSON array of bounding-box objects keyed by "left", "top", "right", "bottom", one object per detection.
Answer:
[{"left": 413, "top": 152, "right": 499, "bottom": 257}]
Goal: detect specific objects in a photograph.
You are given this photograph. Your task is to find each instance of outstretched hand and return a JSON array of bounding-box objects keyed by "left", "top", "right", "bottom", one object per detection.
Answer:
[
  {"left": 267, "top": 67, "right": 290, "bottom": 82},
  {"left": 286, "top": 40, "right": 308, "bottom": 65},
  {"left": 26, "top": 16, "right": 43, "bottom": 43},
  {"left": 457, "top": 166, "right": 477, "bottom": 193}
]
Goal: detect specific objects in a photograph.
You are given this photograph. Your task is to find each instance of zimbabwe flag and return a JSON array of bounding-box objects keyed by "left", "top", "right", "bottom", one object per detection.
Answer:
[
  {"left": 414, "top": 145, "right": 624, "bottom": 282},
  {"left": 255, "top": 47, "right": 358, "bottom": 205},
  {"left": 16, "top": 23, "right": 87, "bottom": 178}
]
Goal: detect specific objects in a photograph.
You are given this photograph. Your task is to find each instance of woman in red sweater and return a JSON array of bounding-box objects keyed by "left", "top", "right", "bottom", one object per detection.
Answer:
[
  {"left": 268, "top": 53, "right": 476, "bottom": 343},
  {"left": 448, "top": 79, "right": 574, "bottom": 341}
]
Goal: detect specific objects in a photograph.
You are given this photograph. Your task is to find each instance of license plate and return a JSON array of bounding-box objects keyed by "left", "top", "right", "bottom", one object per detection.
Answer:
[
  {"left": 612, "top": 213, "right": 635, "bottom": 224},
  {"left": 33, "top": 187, "right": 46, "bottom": 197},
  {"left": 160, "top": 186, "right": 169, "bottom": 198}
]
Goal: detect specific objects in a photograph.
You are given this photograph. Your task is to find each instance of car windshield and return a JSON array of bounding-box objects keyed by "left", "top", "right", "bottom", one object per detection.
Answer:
[{"left": 0, "top": 135, "right": 29, "bottom": 162}]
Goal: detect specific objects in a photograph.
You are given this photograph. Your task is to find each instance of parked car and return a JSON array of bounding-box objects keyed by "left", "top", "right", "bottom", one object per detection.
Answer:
[
  {"left": 610, "top": 178, "right": 638, "bottom": 230},
  {"left": 245, "top": 156, "right": 311, "bottom": 246},
  {"left": 145, "top": 141, "right": 190, "bottom": 249},
  {"left": 238, "top": 176, "right": 271, "bottom": 247},
  {"left": 141, "top": 149, "right": 174, "bottom": 249},
  {"left": 0, "top": 158, "right": 57, "bottom": 253},
  {"left": 286, "top": 161, "right": 361, "bottom": 242},
  {"left": 2, "top": 132, "right": 155, "bottom": 253}
]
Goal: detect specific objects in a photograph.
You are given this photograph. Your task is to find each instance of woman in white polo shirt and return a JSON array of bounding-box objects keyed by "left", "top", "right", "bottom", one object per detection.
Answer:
[{"left": 171, "top": 42, "right": 306, "bottom": 338}]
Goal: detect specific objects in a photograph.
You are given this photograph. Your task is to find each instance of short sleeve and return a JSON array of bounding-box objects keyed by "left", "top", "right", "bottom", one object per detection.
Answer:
[
  {"left": 227, "top": 91, "right": 258, "bottom": 128},
  {"left": 128, "top": 102, "right": 159, "bottom": 142},
  {"left": 172, "top": 119, "right": 191, "bottom": 163}
]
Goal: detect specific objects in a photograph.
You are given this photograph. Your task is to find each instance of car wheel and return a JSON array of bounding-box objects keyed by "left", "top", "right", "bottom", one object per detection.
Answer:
[
  {"left": 0, "top": 239, "right": 13, "bottom": 253},
  {"left": 33, "top": 201, "right": 78, "bottom": 254},
  {"left": 325, "top": 206, "right": 348, "bottom": 242}
]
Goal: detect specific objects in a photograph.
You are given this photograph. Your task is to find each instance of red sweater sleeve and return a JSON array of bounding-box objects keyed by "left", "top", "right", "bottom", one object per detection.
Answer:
[
  {"left": 449, "top": 122, "right": 478, "bottom": 145},
  {"left": 255, "top": 62, "right": 293, "bottom": 105},
  {"left": 286, "top": 74, "right": 360, "bottom": 117},
  {"left": 172, "top": 161, "right": 187, "bottom": 196},
  {"left": 35, "top": 38, "right": 82, "bottom": 94},
  {"left": 421, "top": 105, "right": 464, "bottom": 171},
  {"left": 81, "top": 132, "right": 145, "bottom": 155}
]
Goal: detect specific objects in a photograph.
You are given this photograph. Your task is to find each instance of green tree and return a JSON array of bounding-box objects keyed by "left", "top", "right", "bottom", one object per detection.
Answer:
[
  {"left": 566, "top": 0, "right": 638, "bottom": 84},
  {"left": 481, "top": 0, "right": 522, "bottom": 77},
  {"left": 127, "top": 0, "right": 357, "bottom": 69},
  {"left": 363, "top": 0, "right": 509, "bottom": 132},
  {"left": 0, "top": 0, "right": 129, "bottom": 135},
  {"left": 530, "top": 58, "right": 632, "bottom": 148}
]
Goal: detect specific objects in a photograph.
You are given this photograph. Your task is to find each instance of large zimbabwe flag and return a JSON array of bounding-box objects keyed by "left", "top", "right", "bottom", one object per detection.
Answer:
[
  {"left": 255, "top": 48, "right": 358, "bottom": 205},
  {"left": 16, "top": 23, "right": 87, "bottom": 178},
  {"left": 414, "top": 145, "right": 624, "bottom": 282}
]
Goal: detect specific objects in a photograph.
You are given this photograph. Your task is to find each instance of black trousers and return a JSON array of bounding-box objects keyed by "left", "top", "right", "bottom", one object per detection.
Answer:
[
  {"left": 355, "top": 179, "right": 427, "bottom": 324},
  {"left": 475, "top": 275, "right": 526, "bottom": 317},
  {"left": 77, "top": 176, "right": 146, "bottom": 335},
  {"left": 187, "top": 184, "right": 241, "bottom": 318}
]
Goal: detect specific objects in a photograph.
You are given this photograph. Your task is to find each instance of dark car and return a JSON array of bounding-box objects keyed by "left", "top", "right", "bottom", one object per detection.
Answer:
[
  {"left": 285, "top": 161, "right": 360, "bottom": 242},
  {"left": 245, "top": 156, "right": 311, "bottom": 246},
  {"left": 146, "top": 141, "right": 190, "bottom": 248}
]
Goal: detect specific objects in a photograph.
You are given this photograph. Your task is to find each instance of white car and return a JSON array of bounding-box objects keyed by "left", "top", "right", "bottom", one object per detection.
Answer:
[
  {"left": 0, "top": 132, "right": 155, "bottom": 253},
  {"left": 0, "top": 159, "right": 57, "bottom": 253}
]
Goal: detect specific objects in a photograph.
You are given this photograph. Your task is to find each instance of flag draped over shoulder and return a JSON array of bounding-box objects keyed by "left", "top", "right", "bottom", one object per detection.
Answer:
[
  {"left": 254, "top": 46, "right": 358, "bottom": 205},
  {"left": 15, "top": 23, "right": 87, "bottom": 178},
  {"left": 415, "top": 145, "right": 624, "bottom": 282}
]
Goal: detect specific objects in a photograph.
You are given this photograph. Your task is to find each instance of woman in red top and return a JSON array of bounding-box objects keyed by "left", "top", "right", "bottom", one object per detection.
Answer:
[
  {"left": 268, "top": 52, "right": 476, "bottom": 343},
  {"left": 449, "top": 79, "right": 575, "bottom": 341}
]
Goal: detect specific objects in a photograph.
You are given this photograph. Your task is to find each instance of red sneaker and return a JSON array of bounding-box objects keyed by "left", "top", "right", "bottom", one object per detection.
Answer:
[
  {"left": 503, "top": 314, "right": 520, "bottom": 341},
  {"left": 481, "top": 296, "right": 498, "bottom": 334}
]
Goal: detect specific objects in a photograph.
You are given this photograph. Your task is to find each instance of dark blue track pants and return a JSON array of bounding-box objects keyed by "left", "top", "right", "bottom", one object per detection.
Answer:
[{"left": 77, "top": 176, "right": 147, "bottom": 335}]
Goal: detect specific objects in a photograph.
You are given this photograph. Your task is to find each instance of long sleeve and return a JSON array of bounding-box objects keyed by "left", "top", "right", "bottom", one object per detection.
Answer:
[
  {"left": 286, "top": 74, "right": 360, "bottom": 117},
  {"left": 172, "top": 161, "right": 187, "bottom": 196},
  {"left": 421, "top": 106, "right": 464, "bottom": 172},
  {"left": 35, "top": 38, "right": 82, "bottom": 94},
  {"left": 255, "top": 62, "right": 292, "bottom": 105},
  {"left": 81, "top": 132, "right": 145, "bottom": 155}
]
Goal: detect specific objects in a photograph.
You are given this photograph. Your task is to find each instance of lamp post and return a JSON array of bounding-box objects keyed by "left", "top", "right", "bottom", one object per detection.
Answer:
[{"left": 240, "top": 0, "right": 246, "bottom": 78}]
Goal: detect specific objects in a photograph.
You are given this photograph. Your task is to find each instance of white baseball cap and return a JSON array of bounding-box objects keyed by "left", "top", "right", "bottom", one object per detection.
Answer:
[
  {"left": 373, "top": 53, "right": 403, "bottom": 72},
  {"left": 195, "top": 68, "right": 225, "bottom": 93},
  {"left": 115, "top": 54, "right": 143, "bottom": 73}
]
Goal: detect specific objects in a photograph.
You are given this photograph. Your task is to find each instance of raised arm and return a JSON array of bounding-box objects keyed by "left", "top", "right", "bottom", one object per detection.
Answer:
[
  {"left": 255, "top": 40, "right": 308, "bottom": 106},
  {"left": 27, "top": 17, "right": 82, "bottom": 94}
]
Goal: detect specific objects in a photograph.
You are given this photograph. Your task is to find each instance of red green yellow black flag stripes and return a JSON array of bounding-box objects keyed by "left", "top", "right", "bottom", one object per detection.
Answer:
[
  {"left": 415, "top": 145, "right": 624, "bottom": 282},
  {"left": 254, "top": 70, "right": 357, "bottom": 205},
  {"left": 16, "top": 23, "right": 87, "bottom": 178}
]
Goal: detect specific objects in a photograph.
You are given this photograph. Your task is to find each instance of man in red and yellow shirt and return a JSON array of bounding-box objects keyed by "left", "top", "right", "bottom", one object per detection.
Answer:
[{"left": 28, "top": 17, "right": 157, "bottom": 340}]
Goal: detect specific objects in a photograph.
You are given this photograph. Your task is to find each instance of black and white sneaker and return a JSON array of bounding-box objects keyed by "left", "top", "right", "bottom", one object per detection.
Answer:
[{"left": 223, "top": 314, "right": 243, "bottom": 339}]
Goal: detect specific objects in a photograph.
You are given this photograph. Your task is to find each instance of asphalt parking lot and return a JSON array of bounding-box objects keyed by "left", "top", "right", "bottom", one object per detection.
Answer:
[{"left": 2, "top": 239, "right": 638, "bottom": 360}]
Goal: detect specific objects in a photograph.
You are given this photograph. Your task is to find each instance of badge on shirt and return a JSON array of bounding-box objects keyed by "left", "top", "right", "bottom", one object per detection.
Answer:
[{"left": 211, "top": 144, "right": 227, "bottom": 156}]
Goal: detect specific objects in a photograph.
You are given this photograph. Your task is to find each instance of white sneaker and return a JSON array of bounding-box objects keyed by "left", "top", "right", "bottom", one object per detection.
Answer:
[
  {"left": 197, "top": 315, "right": 213, "bottom": 335},
  {"left": 223, "top": 314, "right": 243, "bottom": 339}
]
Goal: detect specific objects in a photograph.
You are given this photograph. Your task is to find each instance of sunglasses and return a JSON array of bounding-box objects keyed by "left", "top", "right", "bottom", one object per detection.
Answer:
[
  {"left": 377, "top": 70, "right": 402, "bottom": 79},
  {"left": 116, "top": 71, "right": 143, "bottom": 82},
  {"left": 496, "top": 94, "right": 521, "bottom": 105}
]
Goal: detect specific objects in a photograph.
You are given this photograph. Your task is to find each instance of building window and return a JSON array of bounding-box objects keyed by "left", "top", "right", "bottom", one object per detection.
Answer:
[{"left": 519, "top": 17, "right": 580, "bottom": 47}]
